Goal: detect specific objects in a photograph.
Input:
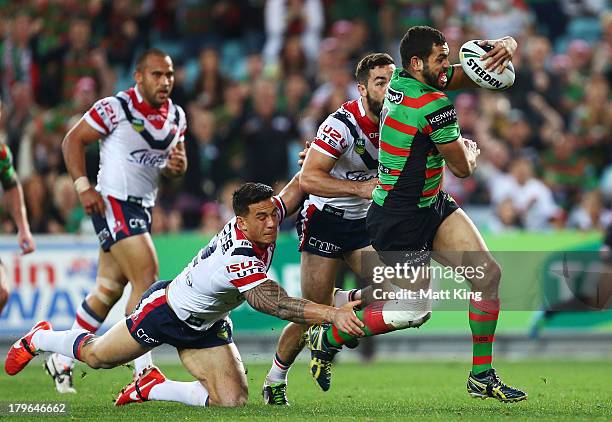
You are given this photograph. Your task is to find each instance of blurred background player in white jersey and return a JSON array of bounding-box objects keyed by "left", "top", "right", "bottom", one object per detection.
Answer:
[
  {"left": 5, "top": 180, "right": 364, "bottom": 409},
  {"left": 262, "top": 53, "right": 394, "bottom": 404},
  {"left": 44, "top": 49, "right": 187, "bottom": 393}
]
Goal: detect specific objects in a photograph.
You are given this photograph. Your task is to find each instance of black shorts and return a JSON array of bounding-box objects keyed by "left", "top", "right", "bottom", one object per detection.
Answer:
[
  {"left": 91, "top": 195, "right": 152, "bottom": 252},
  {"left": 126, "top": 280, "right": 233, "bottom": 350},
  {"left": 602, "top": 223, "right": 612, "bottom": 264},
  {"left": 296, "top": 204, "right": 371, "bottom": 259},
  {"left": 366, "top": 191, "right": 459, "bottom": 265},
  {"left": 604, "top": 224, "right": 612, "bottom": 250}
]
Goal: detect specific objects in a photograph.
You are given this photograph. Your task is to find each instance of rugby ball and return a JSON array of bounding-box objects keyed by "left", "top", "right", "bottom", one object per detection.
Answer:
[{"left": 459, "top": 40, "right": 515, "bottom": 90}]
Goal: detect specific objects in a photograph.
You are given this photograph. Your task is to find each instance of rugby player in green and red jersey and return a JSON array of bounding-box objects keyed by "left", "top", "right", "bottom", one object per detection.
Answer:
[
  {"left": 306, "top": 26, "right": 527, "bottom": 402},
  {"left": 0, "top": 139, "right": 36, "bottom": 314}
]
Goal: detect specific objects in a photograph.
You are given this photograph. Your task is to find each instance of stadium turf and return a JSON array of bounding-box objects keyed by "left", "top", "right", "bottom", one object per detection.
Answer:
[{"left": 1, "top": 360, "right": 610, "bottom": 421}]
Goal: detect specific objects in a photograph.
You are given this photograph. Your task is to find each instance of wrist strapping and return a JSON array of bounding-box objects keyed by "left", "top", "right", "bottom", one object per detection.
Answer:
[{"left": 73, "top": 176, "right": 91, "bottom": 194}]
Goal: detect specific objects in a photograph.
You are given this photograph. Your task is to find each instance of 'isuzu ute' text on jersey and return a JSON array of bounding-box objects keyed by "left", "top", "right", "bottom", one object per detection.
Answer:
[
  {"left": 84, "top": 86, "right": 187, "bottom": 207},
  {"left": 309, "top": 97, "right": 379, "bottom": 219},
  {"left": 166, "top": 197, "right": 287, "bottom": 331}
]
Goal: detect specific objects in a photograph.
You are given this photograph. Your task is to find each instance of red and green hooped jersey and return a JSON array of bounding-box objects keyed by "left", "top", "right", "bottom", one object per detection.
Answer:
[
  {"left": 0, "top": 143, "right": 17, "bottom": 191},
  {"left": 373, "top": 68, "right": 460, "bottom": 210}
]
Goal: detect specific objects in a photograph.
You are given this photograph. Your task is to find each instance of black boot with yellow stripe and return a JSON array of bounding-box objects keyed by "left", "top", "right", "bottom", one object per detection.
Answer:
[{"left": 467, "top": 368, "right": 527, "bottom": 402}]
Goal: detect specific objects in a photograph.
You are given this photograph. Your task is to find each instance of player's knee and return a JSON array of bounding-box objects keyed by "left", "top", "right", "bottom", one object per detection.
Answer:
[
  {"left": 130, "top": 267, "right": 159, "bottom": 293},
  {"left": 470, "top": 258, "right": 501, "bottom": 292},
  {"left": 92, "top": 277, "right": 125, "bottom": 307},
  {"left": 83, "top": 350, "right": 103, "bottom": 369},
  {"left": 489, "top": 260, "right": 502, "bottom": 284},
  {"left": 210, "top": 384, "right": 248, "bottom": 407},
  {"left": 223, "top": 388, "right": 248, "bottom": 407},
  {"left": 483, "top": 260, "right": 502, "bottom": 289},
  {"left": 83, "top": 346, "right": 113, "bottom": 369}
]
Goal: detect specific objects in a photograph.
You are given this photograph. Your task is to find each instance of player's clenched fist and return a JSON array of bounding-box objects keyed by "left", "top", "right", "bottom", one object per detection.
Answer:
[
  {"left": 163, "top": 143, "right": 187, "bottom": 177},
  {"left": 18, "top": 229, "right": 35, "bottom": 255},
  {"left": 331, "top": 300, "right": 364, "bottom": 336},
  {"left": 297, "top": 141, "right": 311, "bottom": 167},
  {"left": 79, "top": 188, "right": 106, "bottom": 215}
]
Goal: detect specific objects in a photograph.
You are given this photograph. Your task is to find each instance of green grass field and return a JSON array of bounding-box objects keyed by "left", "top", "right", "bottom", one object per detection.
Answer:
[{"left": 1, "top": 359, "right": 611, "bottom": 421}]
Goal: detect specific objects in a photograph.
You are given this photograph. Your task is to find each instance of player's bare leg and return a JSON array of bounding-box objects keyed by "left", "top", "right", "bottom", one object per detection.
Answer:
[
  {"left": 115, "top": 342, "right": 247, "bottom": 407},
  {"left": 335, "top": 244, "right": 433, "bottom": 306},
  {"left": 275, "top": 253, "right": 340, "bottom": 361},
  {"left": 337, "top": 245, "right": 406, "bottom": 307},
  {"left": 595, "top": 262, "right": 612, "bottom": 309},
  {"left": 76, "top": 320, "right": 152, "bottom": 368},
  {"left": 306, "top": 245, "right": 433, "bottom": 391},
  {"left": 433, "top": 209, "right": 526, "bottom": 402},
  {"left": 433, "top": 208, "right": 500, "bottom": 300},
  {"left": 109, "top": 233, "right": 159, "bottom": 373},
  {"left": 87, "top": 250, "right": 130, "bottom": 320},
  {"left": 0, "top": 263, "right": 9, "bottom": 314},
  {"left": 47, "top": 249, "right": 128, "bottom": 393},
  {"left": 175, "top": 344, "right": 248, "bottom": 407},
  {"left": 6, "top": 317, "right": 151, "bottom": 376},
  {"left": 264, "top": 252, "right": 341, "bottom": 403},
  {"left": 109, "top": 233, "right": 159, "bottom": 314}
]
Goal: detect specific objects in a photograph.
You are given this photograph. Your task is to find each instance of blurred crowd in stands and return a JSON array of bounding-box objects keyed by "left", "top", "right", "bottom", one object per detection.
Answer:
[{"left": 0, "top": 0, "right": 610, "bottom": 236}]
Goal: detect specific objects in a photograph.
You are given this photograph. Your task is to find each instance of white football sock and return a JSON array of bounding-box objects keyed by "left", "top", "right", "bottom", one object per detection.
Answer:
[
  {"left": 56, "top": 300, "right": 105, "bottom": 369},
  {"left": 149, "top": 380, "right": 209, "bottom": 406},
  {"left": 55, "top": 353, "right": 75, "bottom": 369},
  {"left": 266, "top": 353, "right": 292, "bottom": 384},
  {"left": 32, "top": 329, "right": 89, "bottom": 360},
  {"left": 134, "top": 351, "right": 153, "bottom": 374},
  {"left": 333, "top": 288, "right": 360, "bottom": 307}
]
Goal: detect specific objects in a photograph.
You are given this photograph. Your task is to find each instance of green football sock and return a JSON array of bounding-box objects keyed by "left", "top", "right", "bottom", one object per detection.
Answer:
[{"left": 469, "top": 298, "right": 499, "bottom": 375}]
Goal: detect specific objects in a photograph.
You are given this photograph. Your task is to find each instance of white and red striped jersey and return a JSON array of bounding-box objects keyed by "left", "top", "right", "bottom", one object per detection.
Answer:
[
  {"left": 83, "top": 86, "right": 187, "bottom": 207},
  {"left": 309, "top": 98, "right": 379, "bottom": 219},
  {"left": 166, "top": 196, "right": 287, "bottom": 331}
]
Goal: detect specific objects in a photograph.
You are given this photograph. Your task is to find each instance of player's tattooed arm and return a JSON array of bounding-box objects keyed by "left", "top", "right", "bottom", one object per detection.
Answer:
[
  {"left": 244, "top": 279, "right": 310, "bottom": 324},
  {"left": 244, "top": 280, "right": 365, "bottom": 335}
]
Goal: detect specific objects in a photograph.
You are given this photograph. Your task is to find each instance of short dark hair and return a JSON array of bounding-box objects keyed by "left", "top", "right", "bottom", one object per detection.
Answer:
[
  {"left": 232, "top": 182, "right": 274, "bottom": 216},
  {"left": 355, "top": 53, "right": 395, "bottom": 85},
  {"left": 135, "top": 48, "right": 170, "bottom": 72},
  {"left": 399, "top": 26, "right": 446, "bottom": 69}
]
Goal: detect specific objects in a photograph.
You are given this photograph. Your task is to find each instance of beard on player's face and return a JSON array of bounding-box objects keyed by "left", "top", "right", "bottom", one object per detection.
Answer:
[
  {"left": 422, "top": 61, "right": 442, "bottom": 90},
  {"left": 140, "top": 77, "right": 172, "bottom": 108},
  {"left": 366, "top": 91, "right": 383, "bottom": 116}
]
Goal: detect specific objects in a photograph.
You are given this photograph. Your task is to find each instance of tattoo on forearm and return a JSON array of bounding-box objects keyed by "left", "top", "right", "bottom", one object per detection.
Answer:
[{"left": 244, "top": 280, "right": 308, "bottom": 324}]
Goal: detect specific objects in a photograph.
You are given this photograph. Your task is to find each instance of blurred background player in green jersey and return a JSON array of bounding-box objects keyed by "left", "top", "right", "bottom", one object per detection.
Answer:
[{"left": 0, "top": 99, "right": 36, "bottom": 315}]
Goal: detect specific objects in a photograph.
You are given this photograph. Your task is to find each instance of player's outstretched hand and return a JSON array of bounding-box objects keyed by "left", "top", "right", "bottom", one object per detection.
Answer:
[
  {"left": 165, "top": 144, "right": 187, "bottom": 176},
  {"left": 297, "top": 141, "right": 311, "bottom": 167},
  {"left": 332, "top": 300, "right": 364, "bottom": 337},
  {"left": 79, "top": 188, "right": 106, "bottom": 215},
  {"left": 478, "top": 37, "right": 517, "bottom": 74},
  {"left": 18, "top": 229, "right": 35, "bottom": 255}
]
